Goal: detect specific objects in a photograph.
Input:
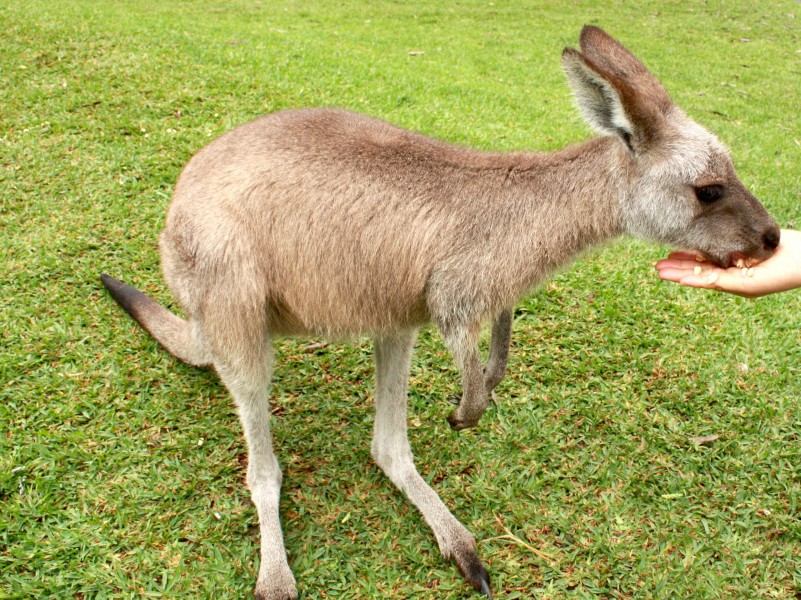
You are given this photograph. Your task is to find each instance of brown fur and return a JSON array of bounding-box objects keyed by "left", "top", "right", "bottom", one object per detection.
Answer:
[{"left": 163, "top": 115, "right": 620, "bottom": 337}]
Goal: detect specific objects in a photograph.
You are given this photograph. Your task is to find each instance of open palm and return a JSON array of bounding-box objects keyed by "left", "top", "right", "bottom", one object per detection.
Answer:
[{"left": 655, "top": 229, "right": 801, "bottom": 298}]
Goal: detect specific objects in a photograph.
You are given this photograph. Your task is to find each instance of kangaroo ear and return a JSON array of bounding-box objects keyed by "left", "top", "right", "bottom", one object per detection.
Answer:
[{"left": 562, "top": 26, "right": 673, "bottom": 153}]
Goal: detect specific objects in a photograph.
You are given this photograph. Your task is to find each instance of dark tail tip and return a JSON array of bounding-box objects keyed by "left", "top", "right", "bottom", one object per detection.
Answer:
[
  {"left": 100, "top": 273, "right": 151, "bottom": 324},
  {"left": 100, "top": 273, "right": 119, "bottom": 291},
  {"left": 100, "top": 273, "right": 205, "bottom": 366}
]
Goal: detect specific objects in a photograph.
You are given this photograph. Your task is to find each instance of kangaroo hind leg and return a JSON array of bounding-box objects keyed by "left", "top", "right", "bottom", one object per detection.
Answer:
[
  {"left": 216, "top": 347, "right": 297, "bottom": 600},
  {"left": 371, "top": 330, "right": 492, "bottom": 598},
  {"left": 207, "top": 294, "right": 296, "bottom": 600}
]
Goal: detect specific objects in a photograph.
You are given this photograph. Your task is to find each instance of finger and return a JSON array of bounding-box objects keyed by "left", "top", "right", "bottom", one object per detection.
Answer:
[
  {"left": 677, "top": 273, "right": 719, "bottom": 289},
  {"left": 666, "top": 251, "right": 705, "bottom": 261},
  {"left": 656, "top": 267, "right": 686, "bottom": 282},
  {"left": 660, "top": 266, "right": 735, "bottom": 289},
  {"left": 655, "top": 260, "right": 726, "bottom": 280},
  {"left": 655, "top": 258, "right": 709, "bottom": 271}
]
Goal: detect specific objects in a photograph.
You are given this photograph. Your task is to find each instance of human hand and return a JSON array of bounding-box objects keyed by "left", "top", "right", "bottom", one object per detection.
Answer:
[{"left": 655, "top": 229, "right": 801, "bottom": 298}]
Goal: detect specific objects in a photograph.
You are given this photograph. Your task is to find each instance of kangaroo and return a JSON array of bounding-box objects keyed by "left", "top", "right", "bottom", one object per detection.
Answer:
[{"left": 101, "top": 26, "right": 779, "bottom": 599}]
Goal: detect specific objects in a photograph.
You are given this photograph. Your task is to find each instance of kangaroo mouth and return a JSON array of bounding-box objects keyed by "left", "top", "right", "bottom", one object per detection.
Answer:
[
  {"left": 727, "top": 252, "right": 763, "bottom": 269},
  {"left": 700, "top": 250, "right": 768, "bottom": 269}
]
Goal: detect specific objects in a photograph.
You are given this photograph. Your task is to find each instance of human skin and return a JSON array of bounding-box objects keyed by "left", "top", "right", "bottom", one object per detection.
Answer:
[{"left": 655, "top": 229, "right": 801, "bottom": 298}]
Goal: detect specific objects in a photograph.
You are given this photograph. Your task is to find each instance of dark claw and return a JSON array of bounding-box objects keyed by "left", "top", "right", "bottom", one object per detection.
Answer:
[
  {"left": 480, "top": 578, "right": 493, "bottom": 599},
  {"left": 456, "top": 550, "right": 492, "bottom": 598}
]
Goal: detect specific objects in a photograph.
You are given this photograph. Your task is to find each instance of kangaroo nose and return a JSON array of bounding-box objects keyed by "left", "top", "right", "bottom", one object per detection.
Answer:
[{"left": 763, "top": 226, "right": 780, "bottom": 251}]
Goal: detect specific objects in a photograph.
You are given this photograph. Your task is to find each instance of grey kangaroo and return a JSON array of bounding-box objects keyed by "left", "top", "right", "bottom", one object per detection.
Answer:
[{"left": 101, "top": 26, "right": 779, "bottom": 599}]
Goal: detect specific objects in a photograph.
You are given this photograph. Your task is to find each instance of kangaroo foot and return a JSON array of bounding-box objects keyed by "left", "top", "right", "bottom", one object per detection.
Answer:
[
  {"left": 254, "top": 567, "right": 298, "bottom": 600},
  {"left": 446, "top": 407, "right": 482, "bottom": 430},
  {"left": 453, "top": 548, "right": 493, "bottom": 599}
]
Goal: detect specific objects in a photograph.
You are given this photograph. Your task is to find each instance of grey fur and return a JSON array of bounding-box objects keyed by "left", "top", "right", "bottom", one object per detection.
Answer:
[{"left": 102, "top": 26, "right": 778, "bottom": 599}]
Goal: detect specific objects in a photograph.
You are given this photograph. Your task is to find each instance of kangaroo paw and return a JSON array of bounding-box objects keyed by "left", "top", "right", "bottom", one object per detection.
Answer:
[
  {"left": 446, "top": 393, "right": 487, "bottom": 430},
  {"left": 446, "top": 408, "right": 481, "bottom": 431}
]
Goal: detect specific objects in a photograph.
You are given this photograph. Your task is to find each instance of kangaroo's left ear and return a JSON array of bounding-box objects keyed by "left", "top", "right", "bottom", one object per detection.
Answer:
[{"left": 562, "top": 26, "right": 673, "bottom": 153}]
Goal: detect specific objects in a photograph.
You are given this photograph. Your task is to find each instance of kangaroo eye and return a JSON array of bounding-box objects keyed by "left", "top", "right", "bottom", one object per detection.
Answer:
[{"left": 695, "top": 185, "right": 724, "bottom": 204}]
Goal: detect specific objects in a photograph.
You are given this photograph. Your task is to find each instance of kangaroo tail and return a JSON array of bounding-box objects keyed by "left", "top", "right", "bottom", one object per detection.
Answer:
[{"left": 100, "top": 274, "right": 212, "bottom": 367}]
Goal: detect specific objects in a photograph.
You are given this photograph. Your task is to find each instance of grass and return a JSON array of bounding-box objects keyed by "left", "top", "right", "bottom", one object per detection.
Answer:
[{"left": 2, "top": 0, "right": 800, "bottom": 598}]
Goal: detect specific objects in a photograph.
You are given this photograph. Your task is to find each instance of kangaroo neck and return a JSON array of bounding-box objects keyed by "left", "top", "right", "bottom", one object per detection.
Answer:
[
  {"left": 464, "top": 136, "right": 628, "bottom": 305},
  {"left": 511, "top": 136, "right": 625, "bottom": 259}
]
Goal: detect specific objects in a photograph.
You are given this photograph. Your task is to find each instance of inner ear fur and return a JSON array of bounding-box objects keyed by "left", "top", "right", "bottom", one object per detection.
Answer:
[
  {"left": 562, "top": 49, "right": 634, "bottom": 144},
  {"left": 567, "top": 26, "right": 674, "bottom": 151}
]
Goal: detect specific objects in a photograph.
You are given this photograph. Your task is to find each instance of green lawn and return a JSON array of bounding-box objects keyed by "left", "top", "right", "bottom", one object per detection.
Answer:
[{"left": 2, "top": 1, "right": 800, "bottom": 598}]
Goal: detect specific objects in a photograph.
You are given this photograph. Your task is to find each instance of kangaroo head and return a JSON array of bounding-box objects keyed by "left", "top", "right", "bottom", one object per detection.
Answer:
[{"left": 562, "top": 26, "right": 779, "bottom": 267}]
